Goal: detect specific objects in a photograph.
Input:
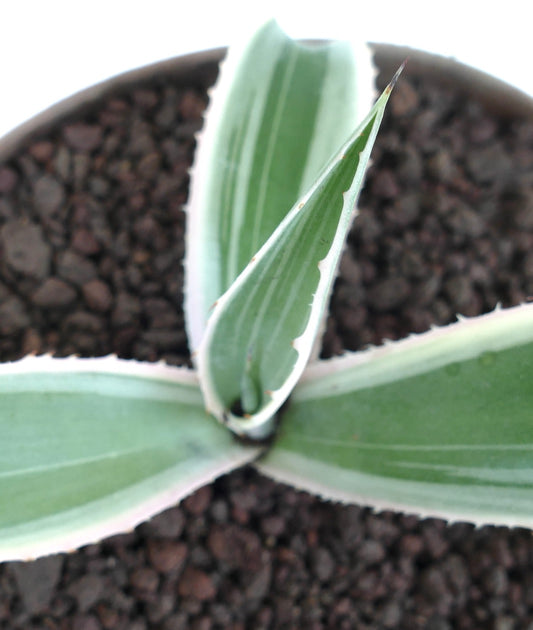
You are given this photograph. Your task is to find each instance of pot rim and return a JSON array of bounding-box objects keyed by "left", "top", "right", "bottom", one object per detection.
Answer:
[{"left": 1, "top": 43, "right": 532, "bottom": 163}]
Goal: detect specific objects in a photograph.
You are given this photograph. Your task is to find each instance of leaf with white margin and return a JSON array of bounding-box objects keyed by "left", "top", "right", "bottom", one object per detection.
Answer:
[
  {"left": 259, "top": 304, "right": 533, "bottom": 527},
  {"left": 184, "top": 19, "right": 374, "bottom": 353},
  {"left": 0, "top": 355, "right": 259, "bottom": 562},
  {"left": 198, "top": 72, "right": 400, "bottom": 440}
]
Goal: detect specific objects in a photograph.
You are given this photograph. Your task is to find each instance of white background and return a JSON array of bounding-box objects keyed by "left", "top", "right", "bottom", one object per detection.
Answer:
[{"left": 1, "top": 0, "right": 531, "bottom": 141}]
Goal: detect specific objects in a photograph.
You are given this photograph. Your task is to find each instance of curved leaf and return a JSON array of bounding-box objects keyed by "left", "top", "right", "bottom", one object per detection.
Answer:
[
  {"left": 184, "top": 19, "right": 374, "bottom": 352},
  {"left": 0, "top": 356, "right": 259, "bottom": 561},
  {"left": 259, "top": 304, "right": 533, "bottom": 527},
  {"left": 198, "top": 78, "right": 397, "bottom": 440}
]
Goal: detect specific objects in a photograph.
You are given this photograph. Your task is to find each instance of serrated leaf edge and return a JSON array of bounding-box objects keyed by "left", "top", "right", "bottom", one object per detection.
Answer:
[
  {"left": 0, "top": 353, "right": 197, "bottom": 382},
  {"left": 198, "top": 81, "right": 396, "bottom": 438},
  {"left": 296, "top": 302, "right": 533, "bottom": 401},
  {"left": 258, "top": 451, "right": 533, "bottom": 529}
]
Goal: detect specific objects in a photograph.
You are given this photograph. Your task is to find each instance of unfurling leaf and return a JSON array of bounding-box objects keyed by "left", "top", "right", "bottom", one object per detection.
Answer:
[
  {"left": 198, "top": 72, "right": 401, "bottom": 439},
  {"left": 185, "top": 19, "right": 374, "bottom": 352}
]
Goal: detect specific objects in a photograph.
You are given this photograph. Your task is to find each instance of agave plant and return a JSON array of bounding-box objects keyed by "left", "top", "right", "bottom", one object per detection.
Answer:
[{"left": 1, "top": 21, "right": 532, "bottom": 563}]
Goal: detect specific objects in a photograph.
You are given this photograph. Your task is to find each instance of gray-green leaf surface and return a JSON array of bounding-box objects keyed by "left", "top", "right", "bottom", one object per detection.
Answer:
[
  {"left": 0, "top": 357, "right": 258, "bottom": 561},
  {"left": 260, "top": 304, "right": 533, "bottom": 526}
]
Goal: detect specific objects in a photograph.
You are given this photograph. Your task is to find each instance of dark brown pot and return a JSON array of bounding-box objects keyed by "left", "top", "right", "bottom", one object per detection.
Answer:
[{"left": 2, "top": 43, "right": 533, "bottom": 161}]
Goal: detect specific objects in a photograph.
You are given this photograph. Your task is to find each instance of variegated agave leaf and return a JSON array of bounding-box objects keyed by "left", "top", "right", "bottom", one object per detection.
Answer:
[
  {"left": 0, "top": 355, "right": 259, "bottom": 561},
  {"left": 185, "top": 19, "right": 374, "bottom": 353},
  {"left": 260, "top": 303, "right": 533, "bottom": 527},
  {"left": 197, "top": 74, "right": 399, "bottom": 439}
]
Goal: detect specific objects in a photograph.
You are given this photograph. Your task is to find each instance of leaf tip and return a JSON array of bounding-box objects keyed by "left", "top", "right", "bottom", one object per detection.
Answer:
[{"left": 385, "top": 59, "right": 407, "bottom": 94}]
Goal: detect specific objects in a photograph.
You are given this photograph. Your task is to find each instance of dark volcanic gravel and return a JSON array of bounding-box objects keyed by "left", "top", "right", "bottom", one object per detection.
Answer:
[{"left": 1, "top": 51, "right": 533, "bottom": 629}]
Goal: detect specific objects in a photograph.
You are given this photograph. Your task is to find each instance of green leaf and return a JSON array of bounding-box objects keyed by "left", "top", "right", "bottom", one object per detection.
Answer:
[
  {"left": 0, "top": 356, "right": 259, "bottom": 561},
  {"left": 198, "top": 76, "right": 398, "bottom": 440},
  {"left": 259, "top": 304, "right": 533, "bottom": 527},
  {"left": 185, "top": 19, "right": 374, "bottom": 352}
]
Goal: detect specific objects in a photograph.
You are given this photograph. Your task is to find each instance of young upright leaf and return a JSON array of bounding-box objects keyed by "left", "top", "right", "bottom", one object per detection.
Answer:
[
  {"left": 184, "top": 19, "right": 374, "bottom": 352},
  {"left": 0, "top": 356, "right": 259, "bottom": 561},
  {"left": 259, "top": 304, "right": 533, "bottom": 527},
  {"left": 198, "top": 76, "right": 399, "bottom": 440}
]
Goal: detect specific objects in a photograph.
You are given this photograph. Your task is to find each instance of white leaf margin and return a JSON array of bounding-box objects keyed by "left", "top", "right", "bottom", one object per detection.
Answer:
[
  {"left": 0, "top": 355, "right": 260, "bottom": 561},
  {"left": 184, "top": 20, "right": 376, "bottom": 356},
  {"left": 294, "top": 302, "right": 533, "bottom": 401},
  {"left": 197, "top": 78, "right": 397, "bottom": 440}
]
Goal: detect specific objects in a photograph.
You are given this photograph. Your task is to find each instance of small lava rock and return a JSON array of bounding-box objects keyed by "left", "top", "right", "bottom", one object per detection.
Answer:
[
  {"left": 1, "top": 220, "right": 51, "bottom": 279},
  {"left": 63, "top": 123, "right": 103, "bottom": 152},
  {"left": 177, "top": 567, "right": 217, "bottom": 601},
  {"left": 33, "top": 174, "right": 65, "bottom": 217},
  {"left": 32, "top": 277, "right": 77, "bottom": 308},
  {"left": 147, "top": 539, "right": 187, "bottom": 575},
  {"left": 82, "top": 279, "right": 113, "bottom": 312}
]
